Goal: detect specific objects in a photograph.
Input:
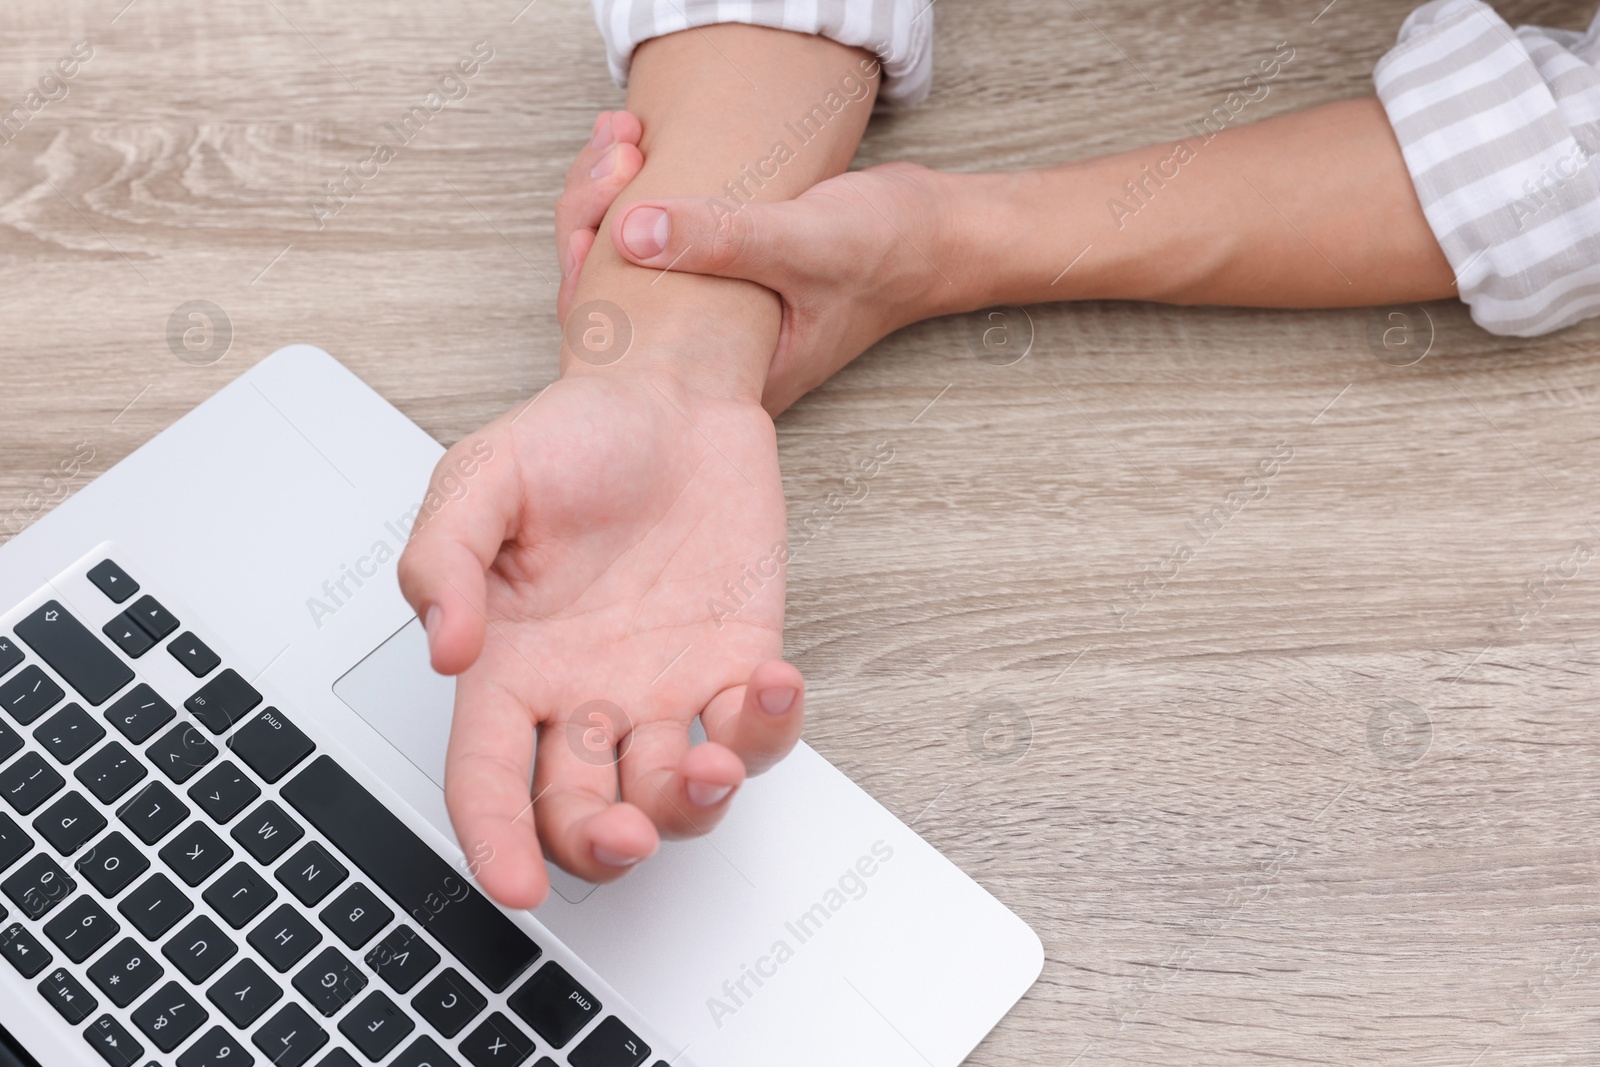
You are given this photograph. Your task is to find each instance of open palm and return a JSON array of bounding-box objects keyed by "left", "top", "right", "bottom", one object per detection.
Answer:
[{"left": 398, "top": 371, "right": 802, "bottom": 908}]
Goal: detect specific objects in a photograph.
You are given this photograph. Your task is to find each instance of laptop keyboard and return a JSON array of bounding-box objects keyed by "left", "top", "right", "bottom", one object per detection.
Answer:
[{"left": 0, "top": 559, "right": 664, "bottom": 1067}]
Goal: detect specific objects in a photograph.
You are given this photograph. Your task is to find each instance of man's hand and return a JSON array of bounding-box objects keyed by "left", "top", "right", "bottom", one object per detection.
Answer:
[
  {"left": 556, "top": 111, "right": 966, "bottom": 414},
  {"left": 398, "top": 368, "right": 803, "bottom": 909}
]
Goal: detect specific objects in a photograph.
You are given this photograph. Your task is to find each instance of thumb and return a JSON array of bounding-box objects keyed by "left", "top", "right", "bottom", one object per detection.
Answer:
[
  {"left": 611, "top": 197, "right": 801, "bottom": 291},
  {"left": 396, "top": 433, "right": 521, "bottom": 676}
]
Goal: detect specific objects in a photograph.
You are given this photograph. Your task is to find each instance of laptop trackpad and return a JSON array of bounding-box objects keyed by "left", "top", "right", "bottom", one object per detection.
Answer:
[{"left": 332, "top": 618, "right": 598, "bottom": 903}]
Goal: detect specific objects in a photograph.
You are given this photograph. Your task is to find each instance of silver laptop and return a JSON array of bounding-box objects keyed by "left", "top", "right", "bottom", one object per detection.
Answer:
[{"left": 0, "top": 346, "right": 1041, "bottom": 1067}]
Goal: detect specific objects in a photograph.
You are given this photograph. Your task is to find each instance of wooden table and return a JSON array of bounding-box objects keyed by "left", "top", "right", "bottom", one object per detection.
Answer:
[{"left": 4, "top": 1, "right": 1598, "bottom": 1062}]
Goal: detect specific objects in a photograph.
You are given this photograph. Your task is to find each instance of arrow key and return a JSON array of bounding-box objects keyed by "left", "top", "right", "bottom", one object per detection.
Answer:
[
  {"left": 126, "top": 597, "right": 178, "bottom": 642},
  {"left": 87, "top": 560, "right": 140, "bottom": 604},
  {"left": 103, "top": 613, "right": 156, "bottom": 659},
  {"left": 167, "top": 632, "right": 220, "bottom": 678}
]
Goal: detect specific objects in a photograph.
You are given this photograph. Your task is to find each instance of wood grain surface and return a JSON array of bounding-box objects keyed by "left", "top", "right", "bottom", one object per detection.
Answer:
[{"left": 4, "top": 1, "right": 1600, "bottom": 1063}]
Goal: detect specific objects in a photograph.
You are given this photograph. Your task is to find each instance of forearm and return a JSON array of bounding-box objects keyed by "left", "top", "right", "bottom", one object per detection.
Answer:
[
  {"left": 952, "top": 98, "right": 1454, "bottom": 312},
  {"left": 565, "top": 26, "right": 877, "bottom": 404}
]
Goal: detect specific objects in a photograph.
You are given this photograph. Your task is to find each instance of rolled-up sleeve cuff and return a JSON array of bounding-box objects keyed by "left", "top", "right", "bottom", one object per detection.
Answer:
[
  {"left": 591, "top": 0, "right": 933, "bottom": 108},
  {"left": 1374, "top": 0, "right": 1600, "bottom": 336}
]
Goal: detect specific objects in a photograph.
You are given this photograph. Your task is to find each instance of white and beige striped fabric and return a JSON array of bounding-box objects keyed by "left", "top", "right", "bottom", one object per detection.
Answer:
[
  {"left": 589, "top": 0, "right": 934, "bottom": 107},
  {"left": 1375, "top": 0, "right": 1600, "bottom": 337}
]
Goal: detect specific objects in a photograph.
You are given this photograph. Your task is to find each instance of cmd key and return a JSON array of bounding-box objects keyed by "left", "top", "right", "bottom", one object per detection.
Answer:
[
  {"left": 16, "top": 601, "right": 133, "bottom": 707},
  {"left": 229, "top": 708, "right": 314, "bottom": 783}
]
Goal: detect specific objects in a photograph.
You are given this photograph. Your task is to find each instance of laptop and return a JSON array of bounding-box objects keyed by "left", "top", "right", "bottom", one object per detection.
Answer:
[{"left": 0, "top": 345, "right": 1042, "bottom": 1067}]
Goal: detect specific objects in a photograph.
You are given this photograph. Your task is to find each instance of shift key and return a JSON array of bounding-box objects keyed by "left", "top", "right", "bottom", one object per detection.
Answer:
[{"left": 16, "top": 602, "right": 134, "bottom": 707}]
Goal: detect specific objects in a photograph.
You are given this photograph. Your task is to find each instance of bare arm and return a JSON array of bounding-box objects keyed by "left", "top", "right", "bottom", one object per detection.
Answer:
[{"left": 964, "top": 98, "right": 1454, "bottom": 309}]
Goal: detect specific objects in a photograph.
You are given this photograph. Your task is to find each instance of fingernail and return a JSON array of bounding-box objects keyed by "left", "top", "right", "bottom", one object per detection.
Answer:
[
  {"left": 588, "top": 148, "right": 616, "bottom": 179},
  {"left": 686, "top": 781, "right": 733, "bottom": 807},
  {"left": 424, "top": 605, "right": 442, "bottom": 642},
  {"left": 620, "top": 206, "right": 669, "bottom": 259},
  {"left": 561, "top": 243, "right": 575, "bottom": 279},
  {"left": 759, "top": 686, "right": 797, "bottom": 715},
  {"left": 593, "top": 844, "right": 641, "bottom": 868},
  {"left": 589, "top": 114, "right": 614, "bottom": 150}
]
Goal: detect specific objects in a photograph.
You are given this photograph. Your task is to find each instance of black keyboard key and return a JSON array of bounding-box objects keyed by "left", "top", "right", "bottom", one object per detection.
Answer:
[
  {"left": 0, "top": 664, "right": 64, "bottom": 725},
  {"left": 126, "top": 596, "right": 179, "bottom": 641},
  {"left": 35, "top": 702, "right": 105, "bottom": 763},
  {"left": 77, "top": 831, "right": 150, "bottom": 897},
  {"left": 254, "top": 1004, "right": 327, "bottom": 1067},
  {"left": 76, "top": 742, "right": 147, "bottom": 803},
  {"left": 162, "top": 914, "right": 236, "bottom": 983},
  {"left": 86, "top": 1013, "right": 144, "bottom": 1067},
  {"left": 0, "top": 715, "right": 21, "bottom": 764},
  {"left": 88, "top": 560, "right": 140, "bottom": 604},
  {"left": 0, "top": 921, "right": 51, "bottom": 976},
  {"left": 294, "top": 946, "right": 368, "bottom": 1017},
  {"left": 230, "top": 709, "right": 314, "bottom": 784},
  {"left": 160, "top": 821, "right": 232, "bottom": 886},
  {"left": 189, "top": 762, "right": 259, "bottom": 823},
  {"left": 34, "top": 790, "right": 107, "bottom": 854},
  {"left": 106, "top": 685, "right": 176, "bottom": 744},
  {"left": 249, "top": 903, "right": 322, "bottom": 972},
  {"left": 339, "top": 991, "right": 412, "bottom": 1061},
  {"left": 104, "top": 614, "right": 156, "bottom": 659},
  {"left": 208, "top": 957, "right": 283, "bottom": 1027},
  {"left": 275, "top": 841, "right": 346, "bottom": 906},
  {"left": 458, "top": 1014, "right": 535, "bottom": 1067},
  {"left": 366, "top": 925, "right": 439, "bottom": 994},
  {"left": 148, "top": 722, "right": 217, "bottom": 783},
  {"left": 1, "top": 750, "right": 65, "bottom": 814},
  {"left": 282, "top": 757, "right": 540, "bottom": 992},
  {"left": 508, "top": 964, "right": 599, "bottom": 1049},
  {"left": 167, "top": 632, "right": 220, "bottom": 678},
  {"left": 0, "top": 635, "right": 21, "bottom": 678},
  {"left": 119, "top": 873, "right": 193, "bottom": 938},
  {"left": 118, "top": 781, "right": 188, "bottom": 845},
  {"left": 3, "top": 851, "right": 75, "bottom": 918},
  {"left": 132, "top": 980, "right": 208, "bottom": 1052},
  {"left": 88, "top": 937, "right": 164, "bottom": 1007},
  {"left": 395, "top": 1037, "right": 461, "bottom": 1067},
  {"left": 178, "top": 1027, "right": 252, "bottom": 1067},
  {"left": 43, "top": 893, "right": 119, "bottom": 962},
  {"left": 231, "top": 801, "right": 303, "bottom": 865},
  {"left": 39, "top": 965, "right": 99, "bottom": 1023},
  {"left": 414, "top": 968, "right": 485, "bottom": 1038},
  {"left": 322, "top": 883, "right": 392, "bottom": 950},
  {"left": 185, "top": 670, "right": 261, "bottom": 734},
  {"left": 318, "top": 1050, "right": 362, "bottom": 1067},
  {"left": 16, "top": 602, "right": 132, "bottom": 707},
  {"left": 203, "top": 862, "right": 277, "bottom": 929},
  {"left": 568, "top": 1017, "right": 649, "bottom": 1067},
  {"left": 0, "top": 811, "right": 31, "bottom": 873}
]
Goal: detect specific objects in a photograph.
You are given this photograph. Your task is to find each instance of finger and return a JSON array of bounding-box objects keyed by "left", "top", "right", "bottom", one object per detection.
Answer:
[
  {"left": 555, "top": 111, "right": 643, "bottom": 280},
  {"left": 617, "top": 718, "right": 746, "bottom": 839},
  {"left": 610, "top": 196, "right": 809, "bottom": 292},
  {"left": 556, "top": 229, "right": 597, "bottom": 321},
  {"left": 395, "top": 433, "right": 521, "bottom": 676},
  {"left": 701, "top": 660, "right": 805, "bottom": 777},
  {"left": 533, "top": 700, "right": 661, "bottom": 882},
  {"left": 444, "top": 671, "right": 549, "bottom": 909}
]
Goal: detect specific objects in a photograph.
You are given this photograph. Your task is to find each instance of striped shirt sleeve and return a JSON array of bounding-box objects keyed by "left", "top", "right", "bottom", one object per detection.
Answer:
[
  {"left": 590, "top": 0, "right": 934, "bottom": 108},
  {"left": 1374, "top": 0, "right": 1600, "bottom": 336}
]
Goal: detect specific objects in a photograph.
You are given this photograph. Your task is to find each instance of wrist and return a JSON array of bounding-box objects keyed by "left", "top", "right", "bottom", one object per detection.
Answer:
[{"left": 559, "top": 258, "right": 777, "bottom": 408}]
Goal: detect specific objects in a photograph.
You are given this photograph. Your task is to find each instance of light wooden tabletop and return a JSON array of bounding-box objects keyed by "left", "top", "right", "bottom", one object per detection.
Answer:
[{"left": 5, "top": 1, "right": 1599, "bottom": 1063}]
